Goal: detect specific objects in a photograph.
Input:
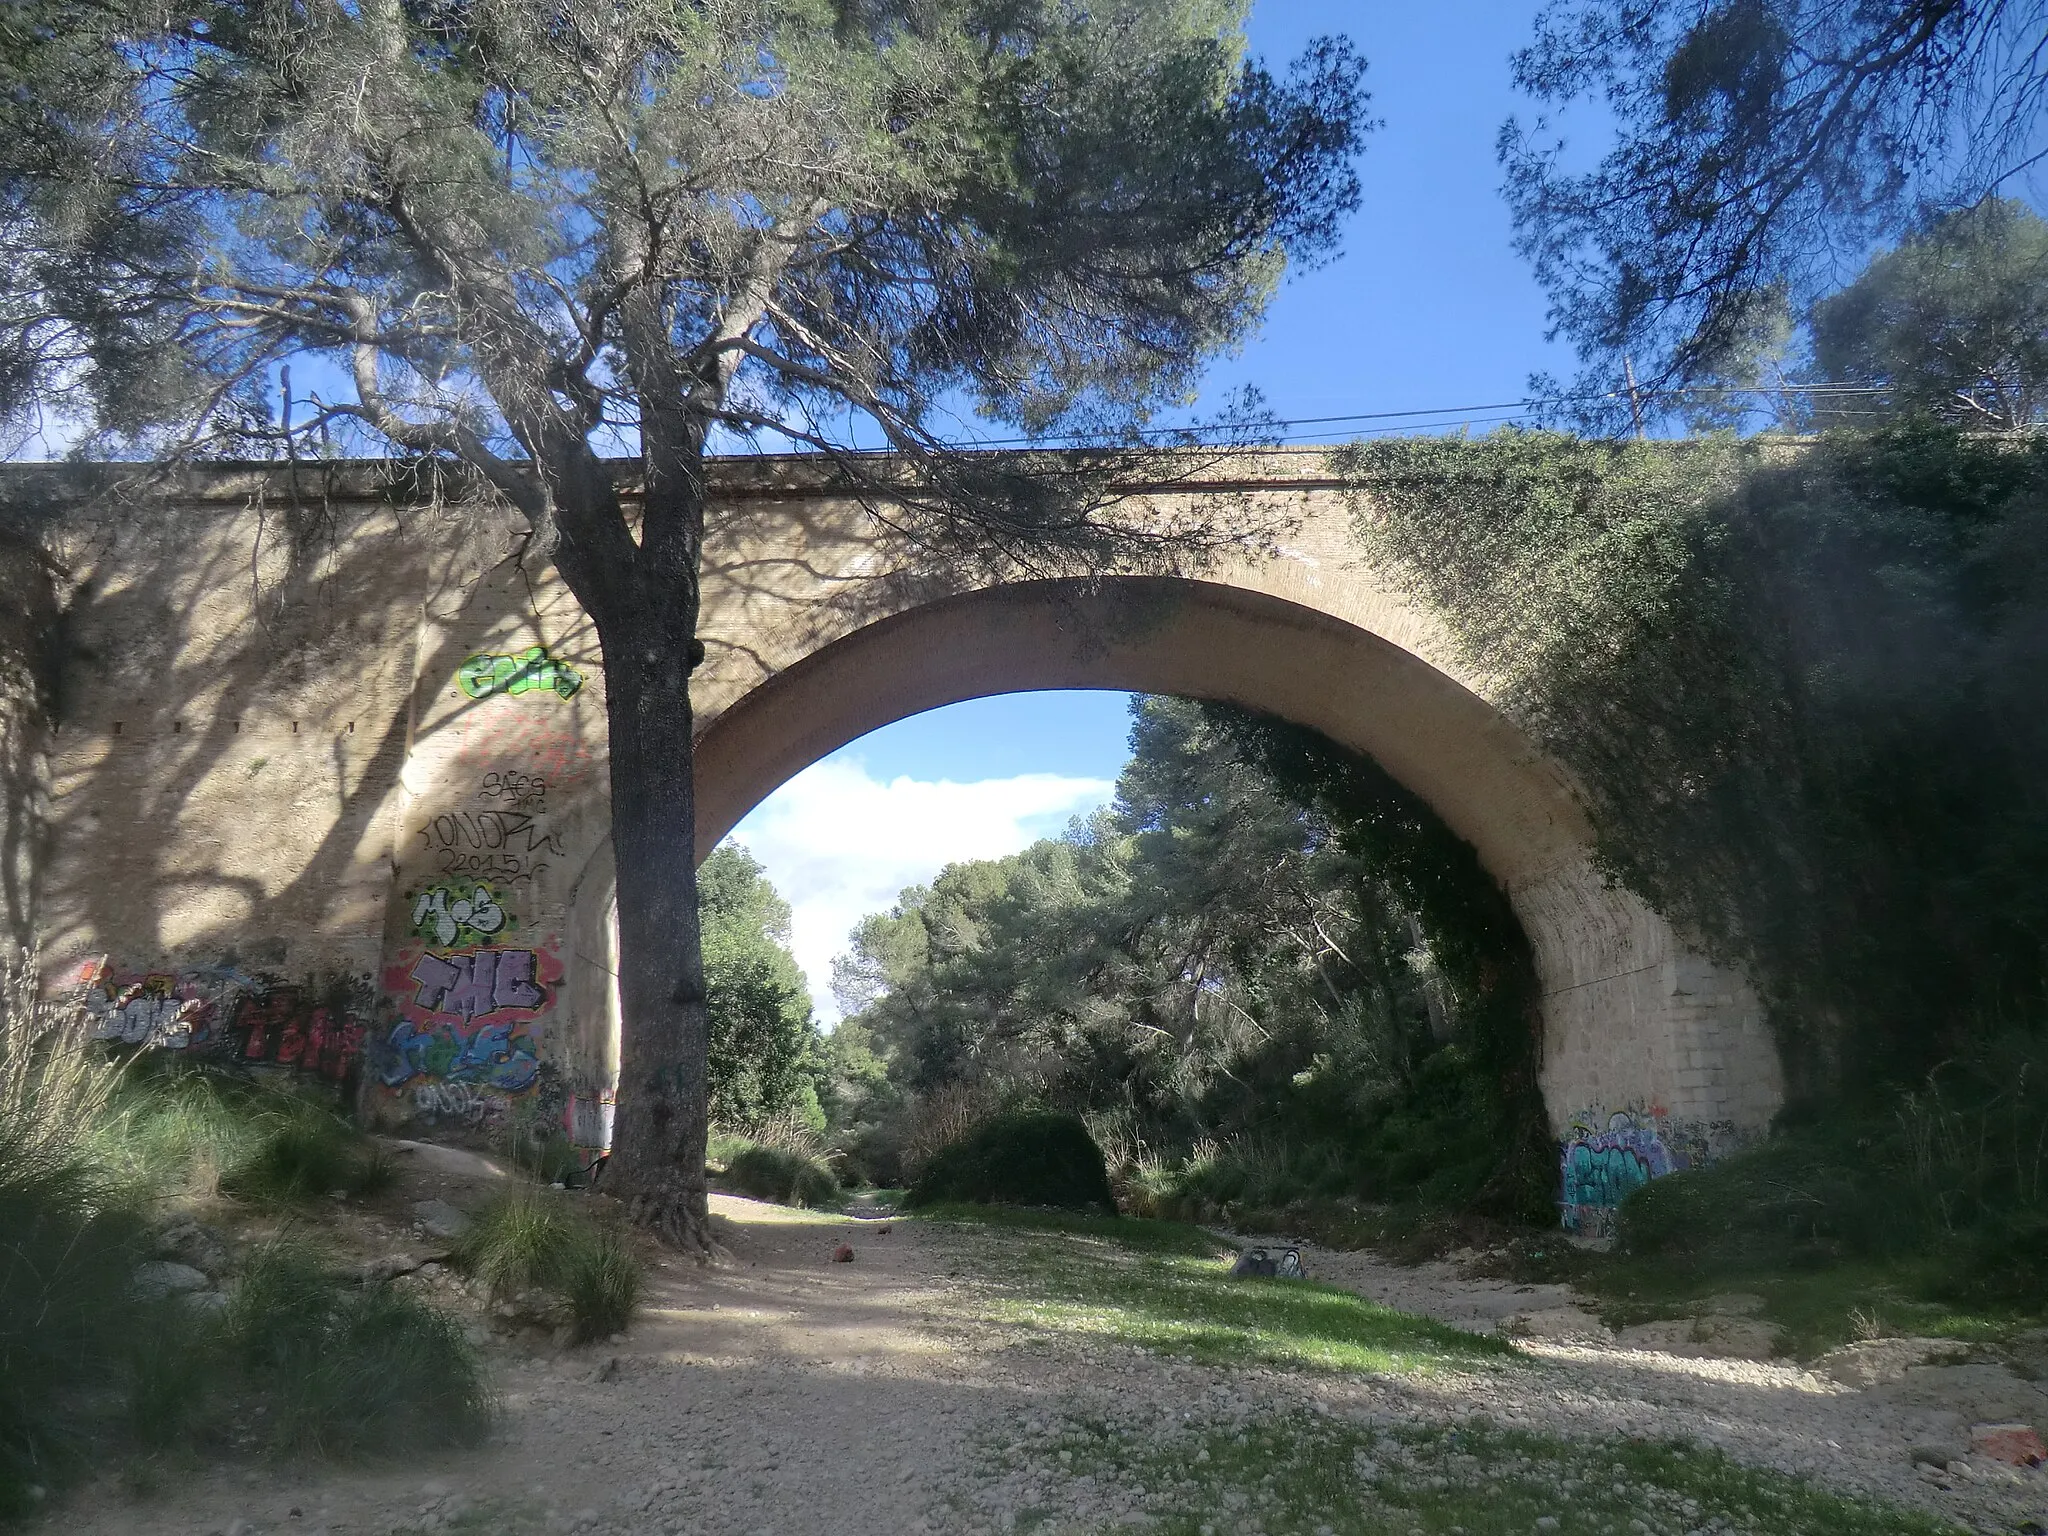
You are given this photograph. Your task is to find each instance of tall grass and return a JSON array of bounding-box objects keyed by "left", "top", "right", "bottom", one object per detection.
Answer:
[
  {"left": 451, "top": 1188, "right": 641, "bottom": 1343},
  {"left": 0, "top": 949, "right": 144, "bottom": 1515},
  {"left": 0, "top": 951, "right": 490, "bottom": 1516},
  {"left": 229, "top": 1243, "right": 491, "bottom": 1454},
  {"left": 96, "top": 1064, "right": 392, "bottom": 1206}
]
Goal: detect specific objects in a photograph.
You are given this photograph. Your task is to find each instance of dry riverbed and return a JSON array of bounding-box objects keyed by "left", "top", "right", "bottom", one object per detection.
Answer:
[{"left": 36, "top": 1177, "right": 2048, "bottom": 1536}]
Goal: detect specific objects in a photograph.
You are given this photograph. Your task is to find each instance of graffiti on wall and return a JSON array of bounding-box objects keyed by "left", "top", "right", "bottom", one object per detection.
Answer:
[
  {"left": 1559, "top": 1105, "right": 1738, "bottom": 1239},
  {"left": 412, "top": 1080, "right": 506, "bottom": 1129},
  {"left": 458, "top": 646, "right": 583, "bottom": 702},
  {"left": 84, "top": 970, "right": 209, "bottom": 1048},
  {"left": 475, "top": 770, "right": 548, "bottom": 812},
  {"left": 408, "top": 882, "right": 512, "bottom": 947},
  {"left": 472, "top": 714, "right": 593, "bottom": 793},
  {"left": 415, "top": 807, "right": 564, "bottom": 885},
  {"left": 379, "top": 942, "right": 559, "bottom": 1095},
  {"left": 226, "top": 986, "right": 368, "bottom": 1083},
  {"left": 564, "top": 1087, "right": 616, "bottom": 1155},
  {"left": 74, "top": 958, "right": 368, "bottom": 1089}
]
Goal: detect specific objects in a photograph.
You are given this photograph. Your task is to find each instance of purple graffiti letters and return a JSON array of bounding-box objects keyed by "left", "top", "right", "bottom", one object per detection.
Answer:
[{"left": 407, "top": 947, "right": 545, "bottom": 1023}]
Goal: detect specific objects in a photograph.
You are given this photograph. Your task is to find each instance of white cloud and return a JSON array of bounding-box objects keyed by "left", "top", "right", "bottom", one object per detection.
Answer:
[{"left": 726, "top": 757, "right": 1114, "bottom": 1023}]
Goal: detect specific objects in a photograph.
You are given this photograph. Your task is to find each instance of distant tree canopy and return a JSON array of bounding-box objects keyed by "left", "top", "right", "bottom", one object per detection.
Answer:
[
  {"left": 700, "top": 845, "right": 822, "bottom": 1132},
  {"left": 831, "top": 698, "right": 1549, "bottom": 1217},
  {"left": 1811, "top": 198, "right": 2048, "bottom": 428},
  {"left": 1502, "top": 0, "right": 2048, "bottom": 413}
]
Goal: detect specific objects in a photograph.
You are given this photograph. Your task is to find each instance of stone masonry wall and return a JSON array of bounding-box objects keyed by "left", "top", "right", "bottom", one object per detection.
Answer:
[{"left": 6, "top": 457, "right": 1788, "bottom": 1230}]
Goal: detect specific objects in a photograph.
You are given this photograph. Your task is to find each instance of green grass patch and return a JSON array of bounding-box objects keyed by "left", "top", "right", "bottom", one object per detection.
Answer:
[
  {"left": 995, "top": 1410, "right": 1958, "bottom": 1536},
  {"left": 920, "top": 1206, "right": 1511, "bottom": 1374},
  {"left": 1580, "top": 1256, "right": 2040, "bottom": 1361}
]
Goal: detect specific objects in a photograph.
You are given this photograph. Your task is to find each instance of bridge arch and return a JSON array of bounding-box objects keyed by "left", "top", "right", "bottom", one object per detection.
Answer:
[{"left": 562, "top": 570, "right": 1785, "bottom": 1223}]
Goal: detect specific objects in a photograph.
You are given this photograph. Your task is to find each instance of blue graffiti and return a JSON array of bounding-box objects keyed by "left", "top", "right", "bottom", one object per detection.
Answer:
[
  {"left": 1559, "top": 1113, "right": 1681, "bottom": 1235},
  {"left": 380, "top": 1019, "right": 539, "bottom": 1091}
]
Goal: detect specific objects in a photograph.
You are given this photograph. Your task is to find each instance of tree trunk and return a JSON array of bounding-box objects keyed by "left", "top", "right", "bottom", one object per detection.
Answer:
[
  {"left": 550, "top": 448, "right": 717, "bottom": 1253},
  {"left": 601, "top": 612, "right": 715, "bottom": 1250}
]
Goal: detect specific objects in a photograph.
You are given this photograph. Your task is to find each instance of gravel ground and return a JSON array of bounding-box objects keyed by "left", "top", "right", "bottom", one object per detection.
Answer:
[{"left": 39, "top": 1197, "right": 2048, "bottom": 1536}]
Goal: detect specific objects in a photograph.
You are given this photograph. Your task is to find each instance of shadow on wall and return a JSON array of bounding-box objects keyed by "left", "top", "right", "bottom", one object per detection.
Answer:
[
  {"left": 7, "top": 463, "right": 569, "bottom": 1121},
  {"left": 0, "top": 521, "right": 60, "bottom": 956}
]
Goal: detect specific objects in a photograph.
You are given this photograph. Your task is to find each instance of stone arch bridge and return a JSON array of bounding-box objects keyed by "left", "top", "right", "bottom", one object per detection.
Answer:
[{"left": 3, "top": 453, "right": 1784, "bottom": 1231}]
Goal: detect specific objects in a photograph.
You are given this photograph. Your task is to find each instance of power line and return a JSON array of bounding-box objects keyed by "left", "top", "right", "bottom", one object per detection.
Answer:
[{"left": 937, "top": 382, "right": 1900, "bottom": 451}]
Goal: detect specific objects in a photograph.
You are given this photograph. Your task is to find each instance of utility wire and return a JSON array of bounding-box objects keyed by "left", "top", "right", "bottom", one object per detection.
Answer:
[{"left": 937, "top": 383, "right": 1900, "bottom": 451}]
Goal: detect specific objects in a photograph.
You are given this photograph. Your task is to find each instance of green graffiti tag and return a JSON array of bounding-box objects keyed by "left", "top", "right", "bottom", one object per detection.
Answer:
[
  {"left": 408, "top": 882, "right": 514, "bottom": 947},
  {"left": 458, "top": 646, "right": 584, "bottom": 702}
]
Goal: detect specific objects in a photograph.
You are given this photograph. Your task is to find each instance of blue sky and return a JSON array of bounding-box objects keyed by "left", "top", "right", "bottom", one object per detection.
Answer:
[{"left": 732, "top": 0, "right": 1581, "bottom": 1017}]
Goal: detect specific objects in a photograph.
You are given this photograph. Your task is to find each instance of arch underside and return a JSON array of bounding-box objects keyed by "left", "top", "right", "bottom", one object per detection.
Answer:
[{"left": 566, "top": 577, "right": 1785, "bottom": 1190}]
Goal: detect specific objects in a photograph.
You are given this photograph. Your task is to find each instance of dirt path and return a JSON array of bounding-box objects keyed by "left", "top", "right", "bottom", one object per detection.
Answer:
[{"left": 43, "top": 1195, "right": 2048, "bottom": 1536}]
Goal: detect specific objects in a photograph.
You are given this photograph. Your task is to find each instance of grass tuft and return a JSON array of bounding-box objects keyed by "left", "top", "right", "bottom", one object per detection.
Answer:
[
  {"left": 450, "top": 1187, "right": 643, "bottom": 1341},
  {"left": 450, "top": 1187, "right": 582, "bottom": 1301},
  {"left": 559, "top": 1226, "right": 642, "bottom": 1343},
  {"left": 99, "top": 1066, "right": 390, "bottom": 1206},
  {"left": 230, "top": 1242, "right": 491, "bottom": 1455}
]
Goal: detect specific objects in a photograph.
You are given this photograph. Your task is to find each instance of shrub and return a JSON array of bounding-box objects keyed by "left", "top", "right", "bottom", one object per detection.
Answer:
[
  {"left": 1, "top": 950, "right": 493, "bottom": 1514},
  {"left": 904, "top": 1111, "right": 1115, "bottom": 1212},
  {"left": 450, "top": 1188, "right": 643, "bottom": 1340},
  {"left": 1614, "top": 1034, "right": 2048, "bottom": 1303},
  {"left": 723, "top": 1143, "right": 840, "bottom": 1208}
]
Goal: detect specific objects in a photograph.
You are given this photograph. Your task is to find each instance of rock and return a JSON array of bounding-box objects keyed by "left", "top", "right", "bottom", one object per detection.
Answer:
[
  {"left": 1868, "top": 1364, "right": 2048, "bottom": 1427},
  {"left": 1816, "top": 1336, "right": 1971, "bottom": 1389},
  {"left": 1691, "top": 1315, "right": 1782, "bottom": 1359},
  {"left": 155, "top": 1218, "right": 231, "bottom": 1276},
  {"left": 1970, "top": 1423, "right": 2048, "bottom": 1466},
  {"left": 1910, "top": 1442, "right": 1966, "bottom": 1468},
  {"left": 1615, "top": 1316, "right": 1780, "bottom": 1360},
  {"left": 2006, "top": 1326, "right": 2048, "bottom": 1382},
  {"left": 832, "top": 1244, "right": 854, "bottom": 1263},
  {"left": 133, "top": 1260, "right": 212, "bottom": 1299},
  {"left": 1502, "top": 1306, "right": 1612, "bottom": 1343},
  {"left": 1700, "top": 1292, "right": 1766, "bottom": 1317},
  {"left": 412, "top": 1198, "right": 471, "bottom": 1240},
  {"left": 354, "top": 1253, "right": 428, "bottom": 1285},
  {"left": 387, "top": 1139, "right": 517, "bottom": 1182},
  {"left": 184, "top": 1289, "right": 232, "bottom": 1315}
]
